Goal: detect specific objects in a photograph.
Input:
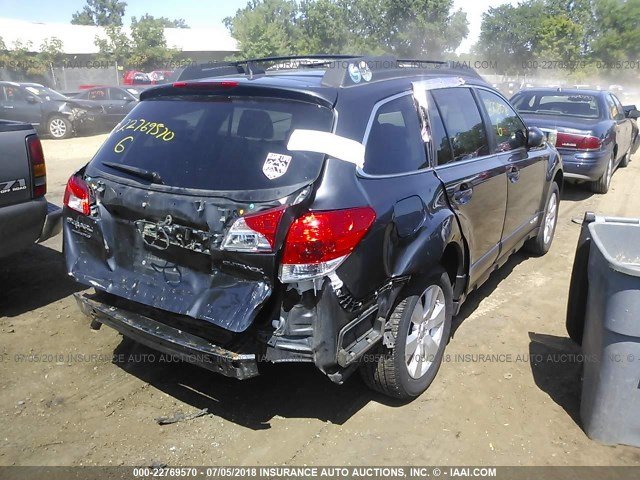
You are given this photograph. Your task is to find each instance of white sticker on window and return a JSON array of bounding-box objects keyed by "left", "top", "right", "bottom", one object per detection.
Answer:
[{"left": 263, "top": 153, "right": 292, "bottom": 180}]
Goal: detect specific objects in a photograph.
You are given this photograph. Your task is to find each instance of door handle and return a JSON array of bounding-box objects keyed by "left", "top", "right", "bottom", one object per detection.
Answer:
[
  {"left": 507, "top": 165, "right": 520, "bottom": 183},
  {"left": 2, "top": 105, "right": 14, "bottom": 109},
  {"left": 453, "top": 182, "right": 473, "bottom": 205}
]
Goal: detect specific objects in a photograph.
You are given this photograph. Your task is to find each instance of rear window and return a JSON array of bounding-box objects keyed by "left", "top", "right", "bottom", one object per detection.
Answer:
[
  {"left": 512, "top": 93, "right": 600, "bottom": 118},
  {"left": 88, "top": 96, "right": 334, "bottom": 191}
]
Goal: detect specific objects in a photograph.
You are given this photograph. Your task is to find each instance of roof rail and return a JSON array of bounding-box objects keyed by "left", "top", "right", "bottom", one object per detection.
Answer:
[{"left": 175, "top": 54, "right": 483, "bottom": 87}]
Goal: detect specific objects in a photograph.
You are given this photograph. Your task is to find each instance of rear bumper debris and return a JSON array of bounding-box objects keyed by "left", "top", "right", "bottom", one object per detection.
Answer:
[{"left": 74, "top": 292, "right": 260, "bottom": 380}]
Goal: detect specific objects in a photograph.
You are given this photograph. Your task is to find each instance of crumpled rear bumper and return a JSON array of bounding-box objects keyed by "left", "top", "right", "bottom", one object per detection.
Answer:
[{"left": 74, "top": 292, "right": 260, "bottom": 379}]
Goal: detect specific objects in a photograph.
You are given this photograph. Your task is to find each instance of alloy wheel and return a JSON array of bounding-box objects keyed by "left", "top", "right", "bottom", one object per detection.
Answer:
[
  {"left": 50, "top": 118, "right": 67, "bottom": 138},
  {"left": 543, "top": 191, "right": 558, "bottom": 245},
  {"left": 405, "top": 285, "right": 446, "bottom": 379}
]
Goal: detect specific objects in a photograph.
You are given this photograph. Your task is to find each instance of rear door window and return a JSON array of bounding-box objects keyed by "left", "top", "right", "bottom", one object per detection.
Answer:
[
  {"left": 363, "top": 94, "right": 427, "bottom": 175},
  {"left": 426, "top": 93, "right": 453, "bottom": 166},
  {"left": 431, "top": 88, "right": 490, "bottom": 162},
  {"left": 87, "top": 97, "right": 334, "bottom": 191}
]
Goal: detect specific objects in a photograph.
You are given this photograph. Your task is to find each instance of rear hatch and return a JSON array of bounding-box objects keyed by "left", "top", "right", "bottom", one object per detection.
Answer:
[{"left": 64, "top": 93, "right": 334, "bottom": 332}]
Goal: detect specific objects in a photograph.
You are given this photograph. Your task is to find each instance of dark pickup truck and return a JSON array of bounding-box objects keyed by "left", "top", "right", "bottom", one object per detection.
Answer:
[{"left": 0, "top": 120, "right": 62, "bottom": 257}]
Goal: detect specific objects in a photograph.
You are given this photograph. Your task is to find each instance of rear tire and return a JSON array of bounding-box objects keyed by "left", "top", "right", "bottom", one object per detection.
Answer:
[
  {"left": 360, "top": 269, "right": 453, "bottom": 400},
  {"left": 524, "top": 182, "right": 559, "bottom": 256},
  {"left": 590, "top": 153, "right": 614, "bottom": 194}
]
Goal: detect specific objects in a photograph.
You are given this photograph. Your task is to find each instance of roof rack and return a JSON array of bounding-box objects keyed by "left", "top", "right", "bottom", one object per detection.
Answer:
[{"left": 175, "top": 55, "right": 483, "bottom": 87}]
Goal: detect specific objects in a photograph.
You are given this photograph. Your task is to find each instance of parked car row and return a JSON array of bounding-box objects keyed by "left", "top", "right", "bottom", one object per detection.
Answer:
[{"left": 0, "top": 82, "right": 140, "bottom": 139}]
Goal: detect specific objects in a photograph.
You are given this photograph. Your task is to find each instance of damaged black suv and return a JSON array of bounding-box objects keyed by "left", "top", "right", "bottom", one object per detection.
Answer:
[{"left": 64, "top": 55, "right": 562, "bottom": 399}]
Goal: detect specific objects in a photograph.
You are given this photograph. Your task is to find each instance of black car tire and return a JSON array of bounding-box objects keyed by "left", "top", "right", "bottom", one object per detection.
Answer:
[
  {"left": 619, "top": 146, "right": 631, "bottom": 168},
  {"left": 524, "top": 182, "right": 560, "bottom": 256},
  {"left": 591, "top": 153, "right": 614, "bottom": 194},
  {"left": 360, "top": 269, "right": 452, "bottom": 400},
  {"left": 47, "top": 114, "right": 72, "bottom": 139}
]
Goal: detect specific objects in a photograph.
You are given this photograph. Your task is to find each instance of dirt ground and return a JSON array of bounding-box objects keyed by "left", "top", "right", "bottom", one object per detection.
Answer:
[{"left": 1, "top": 134, "right": 640, "bottom": 467}]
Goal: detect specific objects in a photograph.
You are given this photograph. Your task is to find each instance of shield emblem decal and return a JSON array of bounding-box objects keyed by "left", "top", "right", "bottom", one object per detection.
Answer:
[{"left": 262, "top": 153, "right": 292, "bottom": 180}]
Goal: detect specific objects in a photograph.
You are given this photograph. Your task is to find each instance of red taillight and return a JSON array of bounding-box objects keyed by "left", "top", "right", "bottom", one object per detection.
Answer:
[
  {"left": 26, "top": 135, "right": 46, "bottom": 197},
  {"left": 172, "top": 81, "right": 239, "bottom": 89},
  {"left": 556, "top": 132, "right": 601, "bottom": 150},
  {"left": 63, "top": 175, "right": 91, "bottom": 215},
  {"left": 282, "top": 207, "right": 376, "bottom": 265},
  {"left": 244, "top": 206, "right": 286, "bottom": 249},
  {"left": 222, "top": 205, "right": 286, "bottom": 252}
]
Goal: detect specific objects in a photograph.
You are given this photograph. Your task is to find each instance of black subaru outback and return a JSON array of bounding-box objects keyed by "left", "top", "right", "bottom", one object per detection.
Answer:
[{"left": 64, "top": 56, "right": 562, "bottom": 399}]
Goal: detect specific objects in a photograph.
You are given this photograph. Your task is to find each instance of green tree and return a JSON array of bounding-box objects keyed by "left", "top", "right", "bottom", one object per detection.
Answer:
[
  {"left": 95, "top": 24, "right": 132, "bottom": 66},
  {"left": 591, "top": 0, "right": 640, "bottom": 61},
  {"left": 38, "top": 37, "right": 65, "bottom": 69},
  {"left": 157, "top": 17, "right": 190, "bottom": 28},
  {"left": 378, "top": 0, "right": 469, "bottom": 57},
  {"left": 128, "top": 15, "right": 181, "bottom": 70},
  {"left": 225, "top": 0, "right": 469, "bottom": 59},
  {"left": 476, "top": 1, "right": 547, "bottom": 74},
  {"left": 224, "top": 0, "right": 301, "bottom": 58},
  {"left": 536, "top": 15, "right": 584, "bottom": 66},
  {"left": 71, "top": 0, "right": 127, "bottom": 26}
]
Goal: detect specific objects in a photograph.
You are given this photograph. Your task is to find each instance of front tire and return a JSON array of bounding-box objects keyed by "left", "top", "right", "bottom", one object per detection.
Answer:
[
  {"left": 591, "top": 153, "right": 614, "bottom": 194},
  {"left": 48, "top": 115, "right": 72, "bottom": 139},
  {"left": 525, "top": 182, "right": 559, "bottom": 256},
  {"left": 360, "top": 269, "right": 453, "bottom": 400}
]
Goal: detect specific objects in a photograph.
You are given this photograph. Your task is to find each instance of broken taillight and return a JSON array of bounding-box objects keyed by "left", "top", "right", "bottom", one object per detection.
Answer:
[
  {"left": 556, "top": 132, "right": 602, "bottom": 150},
  {"left": 63, "top": 175, "right": 91, "bottom": 215},
  {"left": 279, "top": 207, "right": 376, "bottom": 283},
  {"left": 222, "top": 205, "right": 286, "bottom": 252},
  {"left": 26, "top": 135, "right": 46, "bottom": 197}
]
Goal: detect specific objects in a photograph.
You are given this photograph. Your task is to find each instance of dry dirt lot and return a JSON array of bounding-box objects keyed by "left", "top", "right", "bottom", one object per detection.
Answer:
[{"left": 1, "top": 134, "right": 640, "bottom": 467}]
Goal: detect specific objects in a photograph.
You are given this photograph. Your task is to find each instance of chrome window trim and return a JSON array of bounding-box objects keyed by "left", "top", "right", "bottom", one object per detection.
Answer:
[
  {"left": 357, "top": 90, "right": 433, "bottom": 179},
  {"left": 356, "top": 83, "right": 525, "bottom": 179}
]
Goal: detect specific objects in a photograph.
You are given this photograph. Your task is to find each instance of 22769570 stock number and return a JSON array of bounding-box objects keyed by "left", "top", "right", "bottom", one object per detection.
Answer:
[{"left": 132, "top": 467, "right": 259, "bottom": 477}]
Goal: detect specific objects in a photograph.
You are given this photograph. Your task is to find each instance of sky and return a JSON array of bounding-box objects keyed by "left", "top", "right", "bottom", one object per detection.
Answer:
[{"left": 0, "top": 0, "right": 518, "bottom": 53}]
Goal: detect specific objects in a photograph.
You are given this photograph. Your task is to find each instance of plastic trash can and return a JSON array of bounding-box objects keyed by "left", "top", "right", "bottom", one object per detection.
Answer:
[{"left": 576, "top": 215, "right": 640, "bottom": 447}]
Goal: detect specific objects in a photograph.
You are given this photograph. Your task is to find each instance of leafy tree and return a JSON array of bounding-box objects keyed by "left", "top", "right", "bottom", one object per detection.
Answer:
[
  {"left": 476, "top": 1, "right": 547, "bottom": 74},
  {"left": 38, "top": 37, "right": 65, "bottom": 70},
  {"left": 128, "top": 15, "right": 181, "bottom": 70},
  {"left": 536, "top": 15, "right": 584, "bottom": 65},
  {"left": 296, "top": 0, "right": 352, "bottom": 54},
  {"left": 224, "top": 0, "right": 301, "bottom": 58},
  {"left": 71, "top": 0, "right": 127, "bottom": 26},
  {"left": 377, "top": 0, "right": 469, "bottom": 57},
  {"left": 157, "top": 17, "right": 190, "bottom": 28},
  {"left": 95, "top": 24, "right": 132, "bottom": 66},
  {"left": 225, "top": 0, "right": 469, "bottom": 59},
  {"left": 591, "top": 0, "right": 640, "bottom": 61}
]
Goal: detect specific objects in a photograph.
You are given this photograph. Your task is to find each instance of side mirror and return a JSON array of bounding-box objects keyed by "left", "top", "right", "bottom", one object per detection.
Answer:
[
  {"left": 527, "top": 126, "right": 545, "bottom": 149},
  {"left": 626, "top": 109, "right": 640, "bottom": 119},
  {"left": 25, "top": 95, "right": 39, "bottom": 104}
]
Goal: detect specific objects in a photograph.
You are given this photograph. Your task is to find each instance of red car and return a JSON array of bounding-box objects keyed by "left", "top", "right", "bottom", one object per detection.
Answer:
[{"left": 122, "top": 71, "right": 151, "bottom": 86}]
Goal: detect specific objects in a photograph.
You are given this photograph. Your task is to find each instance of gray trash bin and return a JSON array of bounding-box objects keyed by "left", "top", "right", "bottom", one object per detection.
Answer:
[{"left": 579, "top": 216, "right": 640, "bottom": 447}]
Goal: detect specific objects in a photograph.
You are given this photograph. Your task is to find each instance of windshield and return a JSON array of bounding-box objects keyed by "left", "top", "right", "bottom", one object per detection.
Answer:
[
  {"left": 24, "top": 86, "right": 68, "bottom": 101},
  {"left": 511, "top": 93, "right": 600, "bottom": 119},
  {"left": 87, "top": 96, "right": 335, "bottom": 191}
]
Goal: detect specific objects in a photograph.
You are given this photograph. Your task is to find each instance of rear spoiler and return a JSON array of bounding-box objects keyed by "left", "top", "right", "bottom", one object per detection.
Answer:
[{"left": 139, "top": 81, "right": 337, "bottom": 109}]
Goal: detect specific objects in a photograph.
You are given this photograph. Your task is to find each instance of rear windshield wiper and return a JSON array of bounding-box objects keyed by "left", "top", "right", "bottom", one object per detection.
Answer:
[{"left": 101, "top": 162, "right": 164, "bottom": 184}]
